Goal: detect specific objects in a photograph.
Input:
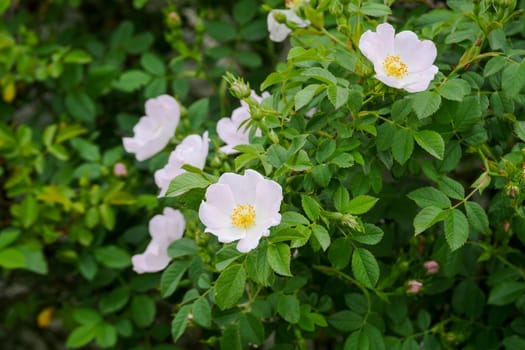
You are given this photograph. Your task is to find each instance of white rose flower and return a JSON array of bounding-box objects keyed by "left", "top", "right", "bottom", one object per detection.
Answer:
[
  {"left": 216, "top": 91, "right": 268, "bottom": 155},
  {"left": 199, "top": 169, "right": 283, "bottom": 253},
  {"left": 132, "top": 207, "right": 185, "bottom": 274},
  {"left": 267, "top": 9, "right": 310, "bottom": 42},
  {"left": 123, "top": 95, "right": 180, "bottom": 161},
  {"left": 154, "top": 132, "right": 209, "bottom": 197},
  {"left": 358, "top": 23, "right": 439, "bottom": 93}
]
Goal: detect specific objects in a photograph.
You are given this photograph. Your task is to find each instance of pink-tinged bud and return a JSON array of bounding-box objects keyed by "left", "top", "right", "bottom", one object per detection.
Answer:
[
  {"left": 407, "top": 280, "right": 423, "bottom": 294},
  {"left": 507, "top": 185, "right": 518, "bottom": 197},
  {"left": 113, "top": 162, "right": 128, "bottom": 177},
  {"left": 423, "top": 261, "right": 439, "bottom": 275},
  {"left": 504, "top": 221, "right": 510, "bottom": 232}
]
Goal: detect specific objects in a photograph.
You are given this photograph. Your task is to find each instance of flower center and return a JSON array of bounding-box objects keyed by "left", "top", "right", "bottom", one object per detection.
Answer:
[
  {"left": 231, "top": 204, "right": 256, "bottom": 229},
  {"left": 383, "top": 55, "right": 408, "bottom": 78}
]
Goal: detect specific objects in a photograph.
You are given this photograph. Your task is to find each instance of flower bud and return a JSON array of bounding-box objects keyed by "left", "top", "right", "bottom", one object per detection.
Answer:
[
  {"left": 406, "top": 280, "right": 423, "bottom": 294},
  {"left": 507, "top": 184, "right": 518, "bottom": 198},
  {"left": 166, "top": 11, "right": 181, "bottom": 28},
  {"left": 423, "top": 260, "right": 439, "bottom": 275},
  {"left": 113, "top": 162, "right": 128, "bottom": 177},
  {"left": 223, "top": 72, "right": 251, "bottom": 99}
]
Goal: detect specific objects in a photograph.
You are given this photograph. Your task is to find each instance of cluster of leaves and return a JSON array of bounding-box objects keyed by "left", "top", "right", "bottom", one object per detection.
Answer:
[
  {"left": 2, "top": 0, "right": 525, "bottom": 349},
  {"left": 162, "top": 0, "right": 525, "bottom": 349}
]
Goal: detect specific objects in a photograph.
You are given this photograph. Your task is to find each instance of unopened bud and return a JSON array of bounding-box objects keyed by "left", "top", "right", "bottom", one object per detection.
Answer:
[
  {"left": 507, "top": 185, "right": 518, "bottom": 197},
  {"left": 223, "top": 72, "right": 251, "bottom": 99},
  {"left": 503, "top": 221, "right": 510, "bottom": 232},
  {"left": 423, "top": 260, "right": 439, "bottom": 275},
  {"left": 113, "top": 162, "right": 128, "bottom": 177},
  {"left": 166, "top": 11, "right": 181, "bottom": 28},
  {"left": 407, "top": 280, "right": 423, "bottom": 294},
  {"left": 341, "top": 214, "right": 362, "bottom": 232}
]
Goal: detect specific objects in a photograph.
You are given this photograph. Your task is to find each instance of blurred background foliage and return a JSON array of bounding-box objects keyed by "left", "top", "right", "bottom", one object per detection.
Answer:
[{"left": 0, "top": 0, "right": 280, "bottom": 348}]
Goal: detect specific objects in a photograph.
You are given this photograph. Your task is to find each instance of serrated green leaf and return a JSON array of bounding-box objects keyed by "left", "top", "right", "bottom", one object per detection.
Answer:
[
  {"left": 166, "top": 172, "right": 212, "bottom": 197},
  {"left": 488, "top": 281, "right": 525, "bottom": 306},
  {"left": 277, "top": 294, "right": 301, "bottom": 324},
  {"left": 301, "top": 195, "right": 320, "bottom": 221},
  {"left": 327, "top": 85, "right": 349, "bottom": 109},
  {"left": 392, "top": 128, "right": 414, "bottom": 164},
  {"left": 312, "top": 224, "right": 331, "bottom": 251},
  {"left": 328, "top": 237, "right": 352, "bottom": 270},
  {"left": 408, "top": 187, "right": 451, "bottom": 209},
  {"left": 215, "top": 264, "right": 246, "bottom": 309},
  {"left": 215, "top": 244, "right": 244, "bottom": 271},
  {"left": 334, "top": 186, "right": 350, "bottom": 213},
  {"left": 483, "top": 56, "right": 506, "bottom": 77},
  {"left": 360, "top": 2, "right": 391, "bottom": 16},
  {"left": 302, "top": 67, "right": 337, "bottom": 85},
  {"left": 345, "top": 195, "right": 378, "bottom": 215},
  {"left": 351, "top": 223, "right": 384, "bottom": 245},
  {"left": 168, "top": 238, "right": 197, "bottom": 258},
  {"left": 412, "top": 91, "right": 441, "bottom": 119},
  {"left": 438, "top": 79, "right": 470, "bottom": 101},
  {"left": 444, "top": 209, "right": 469, "bottom": 251},
  {"left": 464, "top": 201, "right": 489, "bottom": 233},
  {"left": 267, "top": 243, "right": 292, "bottom": 276},
  {"left": 160, "top": 260, "right": 191, "bottom": 297},
  {"left": 192, "top": 297, "right": 211, "bottom": 327},
  {"left": 437, "top": 177, "right": 464, "bottom": 200},
  {"left": 239, "top": 313, "right": 265, "bottom": 346},
  {"left": 413, "top": 206, "right": 444, "bottom": 235},
  {"left": 220, "top": 323, "right": 243, "bottom": 350},
  {"left": 171, "top": 304, "right": 192, "bottom": 341},
  {"left": 414, "top": 130, "right": 444, "bottom": 159},
  {"left": 295, "top": 84, "right": 322, "bottom": 110},
  {"left": 328, "top": 310, "right": 362, "bottom": 332},
  {"left": 502, "top": 62, "right": 525, "bottom": 98},
  {"left": 246, "top": 245, "right": 272, "bottom": 286},
  {"left": 514, "top": 121, "right": 525, "bottom": 142},
  {"left": 352, "top": 248, "right": 379, "bottom": 288}
]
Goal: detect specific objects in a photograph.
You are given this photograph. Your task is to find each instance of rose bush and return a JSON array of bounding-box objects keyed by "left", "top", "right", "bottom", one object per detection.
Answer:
[{"left": 1, "top": 0, "right": 525, "bottom": 349}]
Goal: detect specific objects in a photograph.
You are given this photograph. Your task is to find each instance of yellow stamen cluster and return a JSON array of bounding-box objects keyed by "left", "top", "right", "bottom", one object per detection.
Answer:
[
  {"left": 231, "top": 204, "right": 256, "bottom": 229},
  {"left": 383, "top": 55, "right": 408, "bottom": 78}
]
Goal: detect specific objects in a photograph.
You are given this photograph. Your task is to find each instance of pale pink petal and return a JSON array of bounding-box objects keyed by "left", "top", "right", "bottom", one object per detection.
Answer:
[
  {"left": 401, "top": 66, "right": 439, "bottom": 93},
  {"left": 359, "top": 23, "right": 395, "bottom": 65},
  {"left": 205, "top": 226, "right": 246, "bottom": 243},
  {"left": 267, "top": 11, "right": 293, "bottom": 42},
  {"left": 395, "top": 32, "right": 437, "bottom": 72},
  {"left": 199, "top": 202, "right": 234, "bottom": 229},
  {"left": 236, "top": 233, "right": 263, "bottom": 253},
  {"left": 254, "top": 177, "right": 283, "bottom": 227}
]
